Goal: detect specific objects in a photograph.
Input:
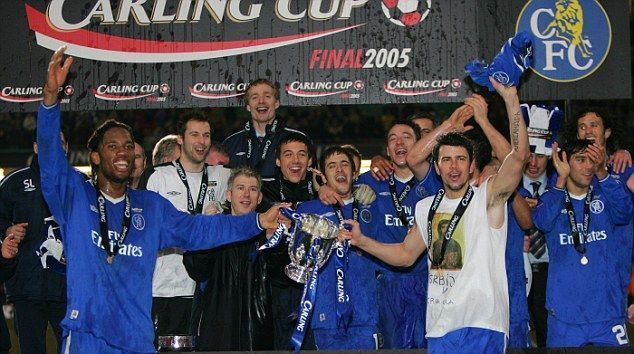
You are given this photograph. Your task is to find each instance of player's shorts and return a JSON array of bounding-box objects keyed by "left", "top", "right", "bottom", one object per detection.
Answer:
[
  {"left": 313, "top": 327, "right": 378, "bottom": 350},
  {"left": 427, "top": 327, "right": 506, "bottom": 354},
  {"left": 547, "top": 315, "right": 630, "bottom": 347},
  {"left": 508, "top": 320, "right": 530, "bottom": 348},
  {"left": 377, "top": 273, "right": 427, "bottom": 348}
]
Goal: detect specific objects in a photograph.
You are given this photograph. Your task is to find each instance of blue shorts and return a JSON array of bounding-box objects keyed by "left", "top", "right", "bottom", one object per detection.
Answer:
[
  {"left": 313, "top": 327, "right": 377, "bottom": 350},
  {"left": 427, "top": 327, "right": 506, "bottom": 354},
  {"left": 61, "top": 330, "right": 155, "bottom": 354},
  {"left": 377, "top": 273, "right": 427, "bottom": 348},
  {"left": 508, "top": 320, "right": 530, "bottom": 348},
  {"left": 547, "top": 315, "right": 630, "bottom": 347}
]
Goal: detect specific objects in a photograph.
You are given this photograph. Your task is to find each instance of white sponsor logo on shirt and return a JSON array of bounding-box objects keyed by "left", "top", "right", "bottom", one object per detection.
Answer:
[{"left": 90, "top": 230, "right": 144, "bottom": 257}]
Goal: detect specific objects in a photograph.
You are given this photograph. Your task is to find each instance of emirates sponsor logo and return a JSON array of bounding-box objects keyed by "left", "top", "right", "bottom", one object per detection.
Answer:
[
  {"left": 189, "top": 82, "right": 248, "bottom": 100},
  {"left": 26, "top": 1, "right": 367, "bottom": 63}
]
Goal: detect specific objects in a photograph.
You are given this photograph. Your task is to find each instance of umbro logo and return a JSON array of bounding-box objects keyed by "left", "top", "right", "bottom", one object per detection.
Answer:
[
  {"left": 90, "top": 205, "right": 98, "bottom": 213},
  {"left": 167, "top": 191, "right": 181, "bottom": 196},
  {"left": 236, "top": 152, "right": 246, "bottom": 156}
]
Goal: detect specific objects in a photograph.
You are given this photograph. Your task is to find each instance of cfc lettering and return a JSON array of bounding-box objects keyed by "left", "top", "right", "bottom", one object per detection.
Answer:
[{"left": 529, "top": 8, "right": 593, "bottom": 71}]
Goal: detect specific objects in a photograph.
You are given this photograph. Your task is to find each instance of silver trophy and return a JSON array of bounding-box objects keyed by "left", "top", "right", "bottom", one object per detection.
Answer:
[{"left": 285, "top": 213, "right": 340, "bottom": 284}]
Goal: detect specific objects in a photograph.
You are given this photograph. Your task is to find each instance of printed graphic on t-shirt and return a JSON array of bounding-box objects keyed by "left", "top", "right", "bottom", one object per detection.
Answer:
[{"left": 430, "top": 213, "right": 465, "bottom": 271}]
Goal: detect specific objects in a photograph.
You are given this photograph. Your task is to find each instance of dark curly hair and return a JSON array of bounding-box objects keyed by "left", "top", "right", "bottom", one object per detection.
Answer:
[{"left": 432, "top": 132, "right": 474, "bottom": 164}]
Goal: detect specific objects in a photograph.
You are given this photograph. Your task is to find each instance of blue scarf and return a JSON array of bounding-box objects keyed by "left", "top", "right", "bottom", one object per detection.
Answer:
[{"left": 465, "top": 31, "right": 534, "bottom": 90}]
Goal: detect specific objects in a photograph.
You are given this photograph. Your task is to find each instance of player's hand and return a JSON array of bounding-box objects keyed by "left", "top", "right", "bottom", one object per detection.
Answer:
[
  {"left": 627, "top": 304, "right": 634, "bottom": 325},
  {"left": 551, "top": 142, "right": 569, "bottom": 187},
  {"left": 5, "top": 223, "right": 27, "bottom": 241},
  {"left": 490, "top": 77, "right": 518, "bottom": 102},
  {"left": 44, "top": 46, "right": 74, "bottom": 106},
  {"left": 310, "top": 167, "right": 325, "bottom": 191},
  {"left": 464, "top": 94, "right": 488, "bottom": 126},
  {"left": 524, "top": 197, "right": 538, "bottom": 209},
  {"left": 1, "top": 228, "right": 25, "bottom": 259},
  {"left": 339, "top": 220, "right": 366, "bottom": 248},
  {"left": 258, "top": 203, "right": 292, "bottom": 230},
  {"left": 203, "top": 201, "right": 223, "bottom": 215},
  {"left": 318, "top": 184, "right": 344, "bottom": 206},
  {"left": 608, "top": 149, "right": 632, "bottom": 174},
  {"left": 586, "top": 142, "right": 607, "bottom": 174},
  {"left": 370, "top": 155, "right": 393, "bottom": 181},
  {"left": 444, "top": 105, "right": 474, "bottom": 133}
]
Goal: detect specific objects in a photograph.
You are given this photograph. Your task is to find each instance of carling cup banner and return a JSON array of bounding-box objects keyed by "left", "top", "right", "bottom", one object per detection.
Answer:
[{"left": 0, "top": 0, "right": 629, "bottom": 112}]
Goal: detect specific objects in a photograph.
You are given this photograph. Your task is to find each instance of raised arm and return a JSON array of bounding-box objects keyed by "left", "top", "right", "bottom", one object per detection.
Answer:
[
  {"left": 37, "top": 46, "right": 78, "bottom": 226},
  {"left": 464, "top": 93, "right": 511, "bottom": 160},
  {"left": 159, "top": 198, "right": 288, "bottom": 250},
  {"left": 406, "top": 105, "right": 474, "bottom": 180},
  {"left": 487, "top": 80, "right": 529, "bottom": 211},
  {"left": 340, "top": 220, "right": 426, "bottom": 267}
]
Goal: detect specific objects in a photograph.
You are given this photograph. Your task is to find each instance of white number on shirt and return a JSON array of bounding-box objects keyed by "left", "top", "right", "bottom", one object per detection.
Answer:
[{"left": 612, "top": 324, "right": 629, "bottom": 345}]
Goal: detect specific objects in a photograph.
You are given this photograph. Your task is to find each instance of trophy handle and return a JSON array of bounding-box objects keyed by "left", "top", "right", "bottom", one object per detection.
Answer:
[{"left": 287, "top": 238, "right": 300, "bottom": 264}]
